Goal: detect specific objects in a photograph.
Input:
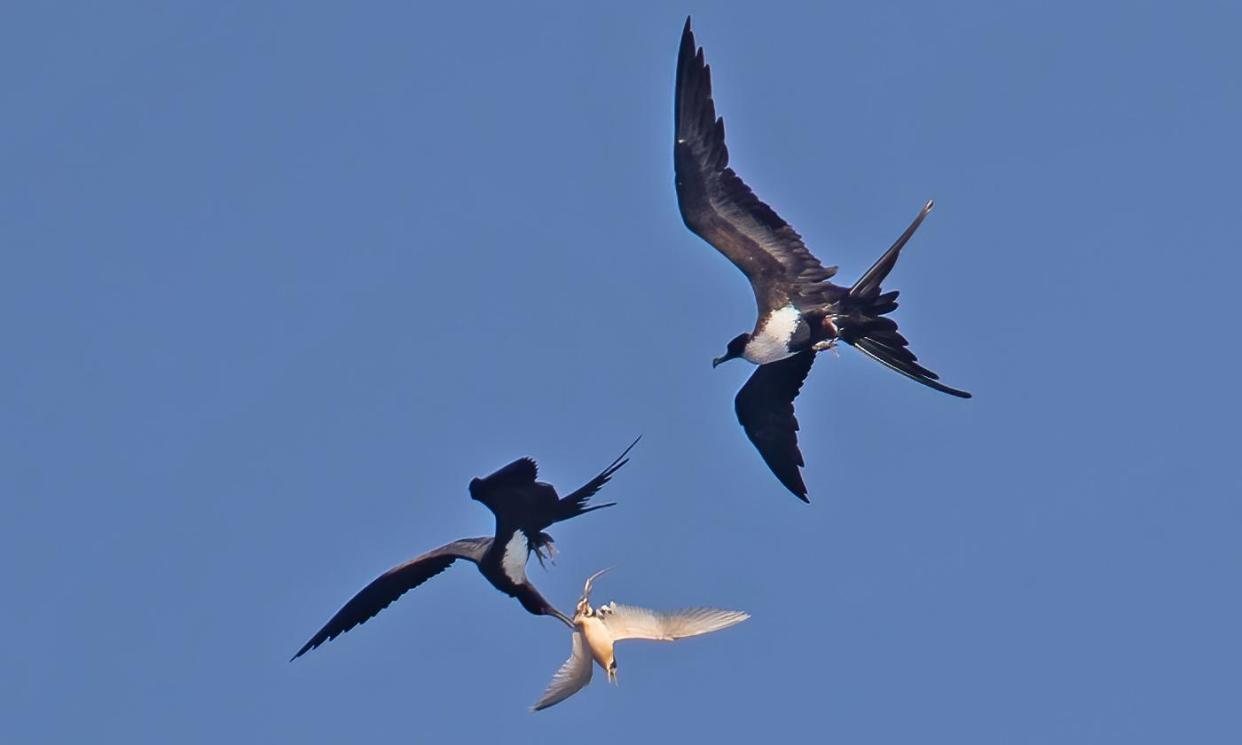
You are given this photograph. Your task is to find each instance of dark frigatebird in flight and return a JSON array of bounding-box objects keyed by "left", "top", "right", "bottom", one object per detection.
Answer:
[
  {"left": 291, "top": 438, "right": 638, "bottom": 660},
  {"left": 674, "top": 18, "right": 970, "bottom": 501}
]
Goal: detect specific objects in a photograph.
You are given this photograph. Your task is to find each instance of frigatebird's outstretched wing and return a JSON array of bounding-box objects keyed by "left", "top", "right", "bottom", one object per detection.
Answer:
[
  {"left": 674, "top": 17, "right": 838, "bottom": 311},
  {"left": 733, "top": 351, "right": 816, "bottom": 500},
  {"left": 291, "top": 537, "right": 491, "bottom": 660}
]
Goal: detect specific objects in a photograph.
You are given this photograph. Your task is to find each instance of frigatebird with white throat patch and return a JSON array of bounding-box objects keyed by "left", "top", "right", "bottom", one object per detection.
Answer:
[
  {"left": 674, "top": 18, "right": 971, "bottom": 500},
  {"left": 291, "top": 438, "right": 638, "bottom": 660}
]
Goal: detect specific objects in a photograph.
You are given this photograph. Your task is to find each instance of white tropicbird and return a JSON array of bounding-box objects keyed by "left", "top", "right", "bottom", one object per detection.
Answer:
[{"left": 531, "top": 568, "right": 749, "bottom": 711}]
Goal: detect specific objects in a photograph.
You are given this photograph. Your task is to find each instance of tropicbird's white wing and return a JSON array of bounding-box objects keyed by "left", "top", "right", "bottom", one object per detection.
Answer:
[
  {"left": 599, "top": 604, "right": 749, "bottom": 642},
  {"left": 531, "top": 630, "right": 593, "bottom": 711}
]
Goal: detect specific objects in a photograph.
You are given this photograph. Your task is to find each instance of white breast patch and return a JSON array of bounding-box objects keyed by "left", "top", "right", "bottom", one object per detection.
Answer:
[
  {"left": 500, "top": 531, "right": 528, "bottom": 585},
  {"left": 744, "top": 305, "right": 801, "bottom": 364}
]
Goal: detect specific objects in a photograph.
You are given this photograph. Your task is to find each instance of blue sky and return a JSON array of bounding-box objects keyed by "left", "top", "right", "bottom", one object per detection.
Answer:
[{"left": 2, "top": 2, "right": 1240, "bottom": 742}]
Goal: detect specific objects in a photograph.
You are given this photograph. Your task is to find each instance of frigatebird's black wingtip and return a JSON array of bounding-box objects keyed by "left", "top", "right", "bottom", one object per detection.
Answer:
[
  {"left": 734, "top": 353, "right": 817, "bottom": 503},
  {"left": 777, "top": 467, "right": 810, "bottom": 503},
  {"left": 290, "top": 641, "right": 314, "bottom": 662}
]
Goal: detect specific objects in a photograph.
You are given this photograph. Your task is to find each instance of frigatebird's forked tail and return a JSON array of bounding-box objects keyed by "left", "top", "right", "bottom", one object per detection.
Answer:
[
  {"left": 835, "top": 200, "right": 972, "bottom": 399},
  {"left": 549, "top": 436, "right": 640, "bottom": 525}
]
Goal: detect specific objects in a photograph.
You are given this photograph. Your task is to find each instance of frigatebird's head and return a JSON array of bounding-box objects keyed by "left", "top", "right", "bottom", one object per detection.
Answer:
[
  {"left": 713, "top": 333, "right": 750, "bottom": 368},
  {"left": 467, "top": 476, "right": 496, "bottom": 510},
  {"left": 467, "top": 456, "right": 536, "bottom": 514}
]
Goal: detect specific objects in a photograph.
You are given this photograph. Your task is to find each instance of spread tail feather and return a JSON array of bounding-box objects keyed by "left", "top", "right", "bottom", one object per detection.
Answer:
[
  {"left": 839, "top": 201, "right": 971, "bottom": 399},
  {"left": 851, "top": 200, "right": 933, "bottom": 300},
  {"left": 551, "top": 436, "right": 640, "bottom": 524}
]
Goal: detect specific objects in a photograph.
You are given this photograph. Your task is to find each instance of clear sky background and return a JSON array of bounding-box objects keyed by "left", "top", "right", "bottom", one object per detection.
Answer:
[{"left": 3, "top": 2, "right": 1240, "bottom": 742}]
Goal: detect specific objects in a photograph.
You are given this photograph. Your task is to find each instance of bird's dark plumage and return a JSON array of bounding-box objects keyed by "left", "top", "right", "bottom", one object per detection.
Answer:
[
  {"left": 674, "top": 18, "right": 970, "bottom": 499},
  {"left": 553, "top": 437, "right": 636, "bottom": 520},
  {"left": 735, "top": 351, "right": 817, "bottom": 501},
  {"left": 291, "top": 538, "right": 488, "bottom": 660},
  {"left": 469, "top": 437, "right": 638, "bottom": 558},
  {"left": 674, "top": 18, "right": 838, "bottom": 314},
  {"left": 468, "top": 457, "right": 539, "bottom": 497},
  {"left": 292, "top": 441, "right": 637, "bottom": 659},
  {"left": 840, "top": 203, "right": 972, "bottom": 399}
]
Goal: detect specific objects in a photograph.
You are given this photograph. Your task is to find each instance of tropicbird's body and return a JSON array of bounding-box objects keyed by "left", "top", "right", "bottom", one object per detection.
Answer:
[{"left": 532, "top": 569, "right": 749, "bottom": 711}]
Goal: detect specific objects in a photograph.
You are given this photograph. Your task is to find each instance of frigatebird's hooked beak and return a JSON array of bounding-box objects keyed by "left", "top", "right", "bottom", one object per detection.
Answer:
[{"left": 714, "top": 333, "right": 750, "bottom": 368}]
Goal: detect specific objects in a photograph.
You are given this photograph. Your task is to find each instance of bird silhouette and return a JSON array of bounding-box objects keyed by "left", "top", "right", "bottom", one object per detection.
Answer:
[
  {"left": 674, "top": 18, "right": 970, "bottom": 499},
  {"left": 292, "top": 439, "right": 638, "bottom": 660}
]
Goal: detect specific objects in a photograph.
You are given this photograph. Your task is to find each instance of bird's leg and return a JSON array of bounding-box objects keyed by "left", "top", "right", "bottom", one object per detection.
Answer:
[
  {"left": 812, "top": 315, "right": 840, "bottom": 355},
  {"left": 531, "top": 535, "right": 558, "bottom": 569}
]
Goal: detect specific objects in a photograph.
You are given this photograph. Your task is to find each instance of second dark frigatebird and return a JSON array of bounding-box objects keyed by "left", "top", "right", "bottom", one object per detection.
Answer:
[{"left": 291, "top": 438, "right": 638, "bottom": 660}]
